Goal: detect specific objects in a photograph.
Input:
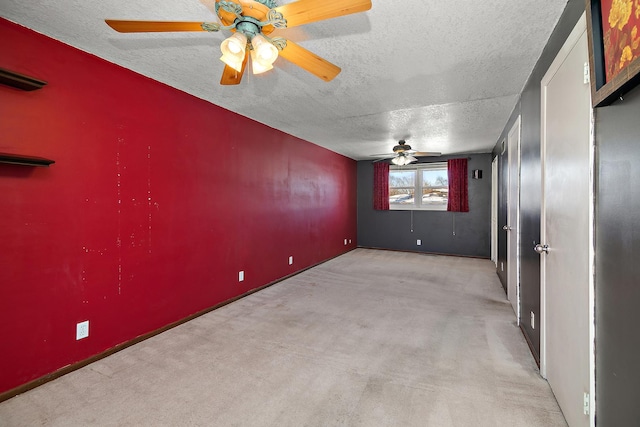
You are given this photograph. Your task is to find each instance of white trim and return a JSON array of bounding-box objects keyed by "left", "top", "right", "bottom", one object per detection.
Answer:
[
  {"left": 507, "top": 117, "right": 521, "bottom": 324},
  {"left": 540, "top": 73, "right": 549, "bottom": 381},
  {"left": 588, "top": 81, "right": 596, "bottom": 427},
  {"left": 491, "top": 156, "right": 499, "bottom": 265},
  {"left": 541, "top": 14, "right": 587, "bottom": 88}
]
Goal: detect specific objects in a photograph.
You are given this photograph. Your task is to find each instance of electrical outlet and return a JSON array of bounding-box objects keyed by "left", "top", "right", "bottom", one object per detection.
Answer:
[
  {"left": 238, "top": 271, "right": 244, "bottom": 282},
  {"left": 288, "top": 256, "right": 293, "bottom": 265},
  {"left": 531, "top": 311, "right": 535, "bottom": 329},
  {"left": 501, "top": 262, "right": 504, "bottom": 271},
  {"left": 76, "top": 321, "right": 89, "bottom": 340},
  {"left": 417, "top": 239, "right": 422, "bottom": 246}
]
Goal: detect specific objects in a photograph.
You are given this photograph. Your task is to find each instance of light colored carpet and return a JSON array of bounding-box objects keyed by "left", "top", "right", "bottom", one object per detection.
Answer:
[{"left": 0, "top": 249, "right": 567, "bottom": 426}]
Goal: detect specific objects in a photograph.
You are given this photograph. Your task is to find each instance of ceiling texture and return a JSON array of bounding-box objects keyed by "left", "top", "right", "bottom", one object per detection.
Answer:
[{"left": 1, "top": 0, "right": 568, "bottom": 160}]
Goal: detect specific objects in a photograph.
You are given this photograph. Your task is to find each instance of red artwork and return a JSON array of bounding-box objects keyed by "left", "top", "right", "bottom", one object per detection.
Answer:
[{"left": 600, "top": 0, "right": 640, "bottom": 82}]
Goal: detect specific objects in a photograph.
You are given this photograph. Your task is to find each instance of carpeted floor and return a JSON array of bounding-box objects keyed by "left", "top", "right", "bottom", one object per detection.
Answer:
[{"left": 0, "top": 249, "right": 567, "bottom": 426}]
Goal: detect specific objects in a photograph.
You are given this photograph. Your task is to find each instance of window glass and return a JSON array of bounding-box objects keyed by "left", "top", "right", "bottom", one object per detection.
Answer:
[
  {"left": 422, "top": 169, "right": 448, "bottom": 208},
  {"left": 389, "top": 190, "right": 415, "bottom": 205},
  {"left": 389, "top": 162, "right": 448, "bottom": 211},
  {"left": 389, "top": 170, "right": 415, "bottom": 187},
  {"left": 389, "top": 170, "right": 415, "bottom": 206}
]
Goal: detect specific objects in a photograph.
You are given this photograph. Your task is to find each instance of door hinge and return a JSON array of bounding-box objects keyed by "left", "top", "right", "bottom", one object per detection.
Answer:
[
  {"left": 584, "top": 62, "right": 590, "bottom": 85},
  {"left": 583, "top": 392, "right": 590, "bottom": 415}
]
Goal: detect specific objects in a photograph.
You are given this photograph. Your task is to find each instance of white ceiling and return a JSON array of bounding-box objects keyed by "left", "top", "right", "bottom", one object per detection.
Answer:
[{"left": 1, "top": 0, "right": 568, "bottom": 160}]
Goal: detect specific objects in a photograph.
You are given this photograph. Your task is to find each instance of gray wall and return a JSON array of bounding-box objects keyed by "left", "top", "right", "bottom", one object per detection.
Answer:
[
  {"left": 492, "top": 0, "right": 585, "bottom": 361},
  {"left": 595, "top": 84, "right": 640, "bottom": 425},
  {"left": 357, "top": 154, "right": 492, "bottom": 258}
]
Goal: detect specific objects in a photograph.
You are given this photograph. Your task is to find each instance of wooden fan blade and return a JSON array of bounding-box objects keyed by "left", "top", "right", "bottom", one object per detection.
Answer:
[
  {"left": 414, "top": 152, "right": 442, "bottom": 157},
  {"left": 105, "top": 20, "right": 213, "bottom": 33},
  {"left": 220, "top": 51, "right": 248, "bottom": 85},
  {"left": 279, "top": 40, "right": 341, "bottom": 82},
  {"left": 274, "top": 0, "right": 371, "bottom": 28}
]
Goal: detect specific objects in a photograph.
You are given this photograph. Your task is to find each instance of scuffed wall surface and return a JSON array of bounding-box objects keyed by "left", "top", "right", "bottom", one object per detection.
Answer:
[{"left": 0, "top": 19, "right": 356, "bottom": 394}]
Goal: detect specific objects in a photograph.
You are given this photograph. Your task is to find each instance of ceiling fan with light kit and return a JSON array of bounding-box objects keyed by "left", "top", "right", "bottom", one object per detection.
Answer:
[
  {"left": 105, "top": 0, "right": 372, "bottom": 85},
  {"left": 370, "top": 140, "right": 441, "bottom": 165}
]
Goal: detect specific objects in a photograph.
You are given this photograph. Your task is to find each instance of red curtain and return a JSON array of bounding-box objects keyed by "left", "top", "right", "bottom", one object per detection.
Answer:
[
  {"left": 373, "top": 162, "right": 390, "bottom": 210},
  {"left": 447, "top": 158, "right": 469, "bottom": 212}
]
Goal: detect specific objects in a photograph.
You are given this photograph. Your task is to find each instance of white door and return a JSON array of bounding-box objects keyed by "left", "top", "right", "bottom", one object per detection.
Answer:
[
  {"left": 491, "top": 156, "right": 498, "bottom": 265},
  {"left": 507, "top": 119, "right": 520, "bottom": 319},
  {"left": 540, "top": 13, "right": 593, "bottom": 427}
]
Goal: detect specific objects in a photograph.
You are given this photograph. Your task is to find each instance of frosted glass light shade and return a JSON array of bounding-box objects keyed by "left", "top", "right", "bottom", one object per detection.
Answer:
[
  {"left": 220, "top": 32, "right": 247, "bottom": 72},
  {"left": 221, "top": 32, "right": 247, "bottom": 56},
  {"left": 251, "top": 34, "right": 278, "bottom": 65},
  {"left": 391, "top": 155, "right": 418, "bottom": 166},
  {"left": 251, "top": 50, "right": 274, "bottom": 74},
  {"left": 404, "top": 155, "right": 418, "bottom": 163},
  {"left": 220, "top": 53, "right": 244, "bottom": 72}
]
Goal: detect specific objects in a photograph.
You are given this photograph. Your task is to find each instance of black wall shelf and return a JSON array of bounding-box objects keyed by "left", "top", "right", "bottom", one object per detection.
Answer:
[
  {"left": 0, "top": 68, "right": 47, "bottom": 91},
  {"left": 0, "top": 153, "right": 55, "bottom": 167}
]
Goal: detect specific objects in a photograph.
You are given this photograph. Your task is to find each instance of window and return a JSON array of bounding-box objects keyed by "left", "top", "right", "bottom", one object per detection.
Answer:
[{"left": 389, "top": 162, "right": 448, "bottom": 210}]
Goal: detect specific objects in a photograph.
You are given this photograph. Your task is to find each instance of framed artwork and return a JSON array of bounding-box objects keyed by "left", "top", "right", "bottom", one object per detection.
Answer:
[{"left": 586, "top": 0, "right": 640, "bottom": 107}]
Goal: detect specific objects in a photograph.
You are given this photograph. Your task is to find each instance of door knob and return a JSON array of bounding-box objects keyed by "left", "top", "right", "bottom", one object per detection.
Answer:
[
  {"left": 534, "top": 244, "right": 549, "bottom": 254},
  {"left": 503, "top": 225, "right": 511, "bottom": 231}
]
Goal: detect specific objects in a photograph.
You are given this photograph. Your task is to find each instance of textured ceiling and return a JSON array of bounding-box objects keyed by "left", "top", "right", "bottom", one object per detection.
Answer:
[{"left": 1, "top": 0, "right": 568, "bottom": 160}]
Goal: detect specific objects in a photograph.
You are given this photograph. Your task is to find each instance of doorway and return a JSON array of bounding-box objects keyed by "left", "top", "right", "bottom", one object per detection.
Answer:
[{"left": 506, "top": 118, "right": 521, "bottom": 320}]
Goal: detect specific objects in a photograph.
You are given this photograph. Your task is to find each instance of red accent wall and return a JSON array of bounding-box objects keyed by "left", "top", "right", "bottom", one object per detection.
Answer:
[{"left": 0, "top": 19, "right": 357, "bottom": 394}]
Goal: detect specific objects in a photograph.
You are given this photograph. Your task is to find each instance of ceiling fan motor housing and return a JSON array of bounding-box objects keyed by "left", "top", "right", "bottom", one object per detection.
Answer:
[
  {"left": 235, "top": 18, "right": 262, "bottom": 38},
  {"left": 393, "top": 140, "right": 412, "bottom": 153}
]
